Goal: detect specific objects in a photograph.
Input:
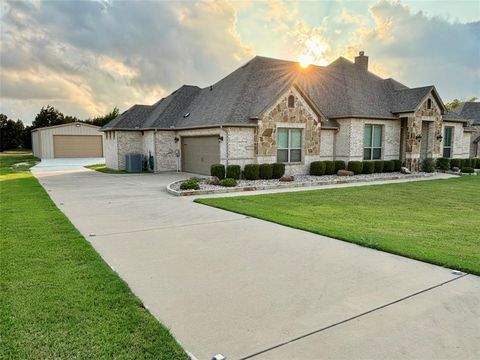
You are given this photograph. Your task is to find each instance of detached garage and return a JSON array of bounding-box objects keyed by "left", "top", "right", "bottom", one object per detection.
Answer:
[{"left": 32, "top": 122, "right": 104, "bottom": 159}]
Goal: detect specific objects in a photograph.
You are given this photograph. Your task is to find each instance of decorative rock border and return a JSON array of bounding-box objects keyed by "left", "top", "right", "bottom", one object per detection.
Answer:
[{"left": 166, "top": 173, "right": 437, "bottom": 196}]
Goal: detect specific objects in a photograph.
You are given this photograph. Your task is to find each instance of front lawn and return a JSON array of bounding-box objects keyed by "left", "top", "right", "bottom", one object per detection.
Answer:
[
  {"left": 196, "top": 176, "right": 480, "bottom": 275},
  {"left": 0, "top": 152, "right": 187, "bottom": 359},
  {"left": 85, "top": 163, "right": 128, "bottom": 174}
]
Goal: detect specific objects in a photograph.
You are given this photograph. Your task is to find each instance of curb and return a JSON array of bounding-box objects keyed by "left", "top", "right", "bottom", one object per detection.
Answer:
[{"left": 166, "top": 173, "right": 436, "bottom": 196}]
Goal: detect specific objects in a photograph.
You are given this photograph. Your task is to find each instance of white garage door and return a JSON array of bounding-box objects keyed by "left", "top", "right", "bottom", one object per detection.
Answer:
[
  {"left": 181, "top": 136, "right": 220, "bottom": 175},
  {"left": 53, "top": 135, "right": 103, "bottom": 158}
]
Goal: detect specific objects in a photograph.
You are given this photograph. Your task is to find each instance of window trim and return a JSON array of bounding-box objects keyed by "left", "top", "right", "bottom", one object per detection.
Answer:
[
  {"left": 363, "top": 124, "right": 383, "bottom": 160},
  {"left": 443, "top": 126, "right": 454, "bottom": 158},
  {"left": 277, "top": 128, "right": 302, "bottom": 163}
]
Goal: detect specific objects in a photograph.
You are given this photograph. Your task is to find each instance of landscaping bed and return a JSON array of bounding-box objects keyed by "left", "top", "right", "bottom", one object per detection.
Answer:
[{"left": 168, "top": 172, "right": 434, "bottom": 196}]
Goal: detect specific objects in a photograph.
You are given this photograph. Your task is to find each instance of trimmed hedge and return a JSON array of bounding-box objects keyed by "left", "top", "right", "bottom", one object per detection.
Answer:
[
  {"left": 272, "top": 163, "right": 285, "bottom": 179},
  {"left": 219, "top": 178, "right": 237, "bottom": 187},
  {"left": 436, "top": 157, "right": 450, "bottom": 171},
  {"left": 393, "top": 159, "right": 402, "bottom": 172},
  {"left": 463, "top": 158, "right": 472, "bottom": 168},
  {"left": 450, "top": 158, "right": 461, "bottom": 169},
  {"left": 226, "top": 165, "right": 241, "bottom": 180},
  {"left": 180, "top": 179, "right": 199, "bottom": 190},
  {"left": 422, "top": 158, "right": 436, "bottom": 173},
  {"left": 383, "top": 160, "right": 395, "bottom": 173},
  {"left": 461, "top": 167, "right": 475, "bottom": 174},
  {"left": 259, "top": 163, "right": 273, "bottom": 179},
  {"left": 324, "top": 161, "right": 335, "bottom": 175},
  {"left": 310, "top": 161, "right": 326, "bottom": 176},
  {"left": 334, "top": 161, "right": 346, "bottom": 172},
  {"left": 475, "top": 158, "right": 480, "bottom": 169},
  {"left": 347, "top": 161, "right": 363, "bottom": 174},
  {"left": 374, "top": 160, "right": 384, "bottom": 173},
  {"left": 244, "top": 164, "right": 260, "bottom": 180},
  {"left": 210, "top": 164, "right": 225, "bottom": 179},
  {"left": 362, "top": 161, "right": 375, "bottom": 174}
]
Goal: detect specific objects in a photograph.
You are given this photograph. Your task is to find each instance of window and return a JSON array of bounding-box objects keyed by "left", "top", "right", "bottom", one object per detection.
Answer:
[
  {"left": 288, "top": 95, "right": 295, "bottom": 108},
  {"left": 443, "top": 126, "right": 453, "bottom": 158},
  {"left": 277, "top": 128, "right": 302, "bottom": 162},
  {"left": 363, "top": 124, "right": 382, "bottom": 160},
  {"left": 427, "top": 98, "right": 432, "bottom": 109}
]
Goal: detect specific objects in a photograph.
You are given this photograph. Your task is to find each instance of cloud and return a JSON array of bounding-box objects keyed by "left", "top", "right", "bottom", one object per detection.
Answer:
[{"left": 0, "top": 0, "right": 254, "bottom": 123}]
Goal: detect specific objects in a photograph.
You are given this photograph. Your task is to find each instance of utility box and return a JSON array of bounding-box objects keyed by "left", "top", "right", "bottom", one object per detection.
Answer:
[{"left": 125, "top": 153, "right": 143, "bottom": 173}]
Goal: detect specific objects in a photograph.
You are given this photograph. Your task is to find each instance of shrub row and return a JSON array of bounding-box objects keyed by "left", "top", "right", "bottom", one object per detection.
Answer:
[
  {"left": 310, "top": 159, "right": 401, "bottom": 176},
  {"left": 435, "top": 157, "right": 480, "bottom": 171},
  {"left": 211, "top": 163, "right": 286, "bottom": 181}
]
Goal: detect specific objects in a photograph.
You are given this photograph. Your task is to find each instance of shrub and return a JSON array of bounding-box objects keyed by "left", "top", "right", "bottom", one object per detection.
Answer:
[
  {"left": 219, "top": 178, "right": 238, "bottom": 187},
  {"left": 310, "top": 161, "right": 326, "bottom": 176},
  {"left": 421, "top": 158, "right": 436, "bottom": 173},
  {"left": 436, "top": 157, "right": 450, "bottom": 171},
  {"left": 244, "top": 164, "right": 260, "bottom": 180},
  {"left": 347, "top": 161, "right": 363, "bottom": 174},
  {"left": 463, "top": 158, "right": 472, "bottom": 168},
  {"left": 259, "top": 163, "right": 273, "bottom": 179},
  {"left": 324, "top": 161, "right": 335, "bottom": 175},
  {"left": 188, "top": 177, "right": 200, "bottom": 183},
  {"left": 475, "top": 158, "right": 480, "bottom": 169},
  {"left": 450, "top": 158, "right": 461, "bottom": 169},
  {"left": 374, "top": 160, "right": 384, "bottom": 173},
  {"left": 226, "top": 165, "right": 240, "bottom": 180},
  {"left": 459, "top": 159, "right": 465, "bottom": 168},
  {"left": 180, "top": 179, "right": 199, "bottom": 190},
  {"left": 393, "top": 159, "right": 402, "bottom": 172},
  {"left": 362, "top": 161, "right": 375, "bottom": 174},
  {"left": 334, "top": 160, "right": 346, "bottom": 172},
  {"left": 272, "top": 163, "right": 285, "bottom": 179},
  {"left": 460, "top": 167, "right": 475, "bottom": 174},
  {"left": 210, "top": 164, "right": 225, "bottom": 180},
  {"left": 383, "top": 160, "right": 395, "bottom": 173}
]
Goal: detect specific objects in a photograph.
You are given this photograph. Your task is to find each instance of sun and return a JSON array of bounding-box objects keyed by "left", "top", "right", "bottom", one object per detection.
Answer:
[{"left": 298, "top": 54, "right": 312, "bottom": 68}]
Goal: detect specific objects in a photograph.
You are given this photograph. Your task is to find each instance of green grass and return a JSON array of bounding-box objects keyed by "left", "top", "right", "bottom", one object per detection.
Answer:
[
  {"left": 196, "top": 176, "right": 480, "bottom": 275},
  {"left": 0, "top": 152, "right": 187, "bottom": 359},
  {"left": 85, "top": 163, "right": 128, "bottom": 174}
]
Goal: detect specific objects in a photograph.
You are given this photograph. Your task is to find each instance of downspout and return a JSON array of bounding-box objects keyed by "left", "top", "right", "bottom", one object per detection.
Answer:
[{"left": 225, "top": 127, "right": 229, "bottom": 169}]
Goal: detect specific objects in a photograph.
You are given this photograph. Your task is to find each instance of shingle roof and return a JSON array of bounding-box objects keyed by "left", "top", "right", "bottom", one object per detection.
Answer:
[
  {"left": 103, "top": 55, "right": 444, "bottom": 130},
  {"left": 450, "top": 102, "right": 480, "bottom": 125}
]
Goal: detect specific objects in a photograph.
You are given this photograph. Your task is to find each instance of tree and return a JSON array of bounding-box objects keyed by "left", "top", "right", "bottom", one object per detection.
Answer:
[
  {"left": 445, "top": 96, "right": 478, "bottom": 110},
  {"left": 32, "top": 105, "right": 66, "bottom": 129},
  {"left": 84, "top": 107, "right": 119, "bottom": 127},
  {"left": 0, "top": 114, "right": 25, "bottom": 151}
]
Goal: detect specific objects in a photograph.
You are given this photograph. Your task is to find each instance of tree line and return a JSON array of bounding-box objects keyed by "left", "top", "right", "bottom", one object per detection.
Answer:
[{"left": 0, "top": 105, "right": 119, "bottom": 152}]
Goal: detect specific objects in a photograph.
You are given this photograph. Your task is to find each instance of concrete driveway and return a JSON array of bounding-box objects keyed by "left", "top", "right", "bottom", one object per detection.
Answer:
[
  {"left": 31, "top": 157, "right": 104, "bottom": 173},
  {"left": 34, "top": 169, "right": 480, "bottom": 360}
]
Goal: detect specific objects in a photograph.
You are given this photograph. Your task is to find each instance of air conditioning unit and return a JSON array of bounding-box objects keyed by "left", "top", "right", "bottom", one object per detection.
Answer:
[{"left": 125, "top": 153, "right": 143, "bottom": 173}]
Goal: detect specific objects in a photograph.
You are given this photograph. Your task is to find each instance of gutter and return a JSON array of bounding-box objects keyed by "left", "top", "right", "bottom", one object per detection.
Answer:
[{"left": 99, "top": 123, "right": 258, "bottom": 132}]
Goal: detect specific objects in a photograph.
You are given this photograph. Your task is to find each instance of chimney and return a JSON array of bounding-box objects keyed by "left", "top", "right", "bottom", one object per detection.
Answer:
[{"left": 355, "top": 51, "right": 368, "bottom": 71}]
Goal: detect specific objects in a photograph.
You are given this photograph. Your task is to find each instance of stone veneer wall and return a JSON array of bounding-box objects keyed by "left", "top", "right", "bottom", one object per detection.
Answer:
[{"left": 116, "top": 131, "right": 143, "bottom": 170}]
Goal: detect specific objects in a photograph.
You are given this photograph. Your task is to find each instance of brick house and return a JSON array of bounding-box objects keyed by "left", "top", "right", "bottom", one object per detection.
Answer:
[
  {"left": 102, "top": 53, "right": 473, "bottom": 175},
  {"left": 446, "top": 102, "right": 480, "bottom": 157}
]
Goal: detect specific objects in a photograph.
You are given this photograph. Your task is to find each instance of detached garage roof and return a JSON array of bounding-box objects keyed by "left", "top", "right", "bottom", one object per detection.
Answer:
[
  {"left": 103, "top": 55, "right": 446, "bottom": 131},
  {"left": 32, "top": 122, "right": 101, "bottom": 132}
]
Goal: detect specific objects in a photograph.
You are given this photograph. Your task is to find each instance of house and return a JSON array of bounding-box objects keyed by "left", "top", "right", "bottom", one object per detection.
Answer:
[
  {"left": 32, "top": 122, "right": 104, "bottom": 159},
  {"left": 446, "top": 102, "right": 480, "bottom": 157},
  {"left": 102, "top": 53, "right": 473, "bottom": 175}
]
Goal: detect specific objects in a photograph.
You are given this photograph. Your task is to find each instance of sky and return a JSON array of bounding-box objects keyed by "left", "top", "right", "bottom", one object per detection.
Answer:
[{"left": 1, "top": 0, "right": 479, "bottom": 124}]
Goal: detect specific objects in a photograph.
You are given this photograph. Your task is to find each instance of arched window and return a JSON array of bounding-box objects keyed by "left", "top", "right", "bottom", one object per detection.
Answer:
[
  {"left": 427, "top": 98, "right": 432, "bottom": 109},
  {"left": 288, "top": 95, "right": 295, "bottom": 108}
]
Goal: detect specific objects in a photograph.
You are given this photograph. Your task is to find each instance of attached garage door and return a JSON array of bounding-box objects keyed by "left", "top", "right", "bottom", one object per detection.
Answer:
[
  {"left": 181, "top": 136, "right": 220, "bottom": 175},
  {"left": 53, "top": 135, "right": 103, "bottom": 158}
]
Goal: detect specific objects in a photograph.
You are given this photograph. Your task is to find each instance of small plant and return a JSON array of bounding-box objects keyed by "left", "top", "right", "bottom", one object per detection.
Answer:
[
  {"left": 244, "top": 164, "right": 260, "bottom": 180},
  {"left": 310, "top": 161, "right": 326, "bottom": 176},
  {"left": 383, "top": 160, "right": 395, "bottom": 172},
  {"left": 272, "top": 163, "right": 285, "bottom": 179},
  {"left": 421, "top": 158, "right": 436, "bottom": 173},
  {"left": 324, "top": 161, "right": 335, "bottom": 175},
  {"left": 180, "top": 179, "right": 200, "bottom": 190},
  {"left": 334, "top": 160, "right": 346, "bottom": 172},
  {"left": 347, "top": 161, "right": 363, "bottom": 174},
  {"left": 210, "top": 164, "right": 225, "bottom": 180},
  {"left": 188, "top": 177, "right": 200, "bottom": 183},
  {"left": 393, "top": 159, "right": 402, "bottom": 172},
  {"left": 450, "top": 158, "right": 461, "bottom": 169},
  {"left": 259, "top": 163, "right": 273, "bottom": 179},
  {"left": 460, "top": 167, "right": 474, "bottom": 174},
  {"left": 374, "top": 160, "right": 384, "bottom": 173},
  {"left": 362, "top": 161, "right": 375, "bottom": 174},
  {"left": 219, "top": 178, "right": 238, "bottom": 187},
  {"left": 436, "top": 157, "right": 450, "bottom": 171},
  {"left": 226, "top": 165, "right": 241, "bottom": 180}
]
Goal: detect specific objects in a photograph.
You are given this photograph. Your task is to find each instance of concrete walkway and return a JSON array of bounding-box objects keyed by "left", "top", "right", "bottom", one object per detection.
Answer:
[{"left": 34, "top": 168, "right": 480, "bottom": 360}]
